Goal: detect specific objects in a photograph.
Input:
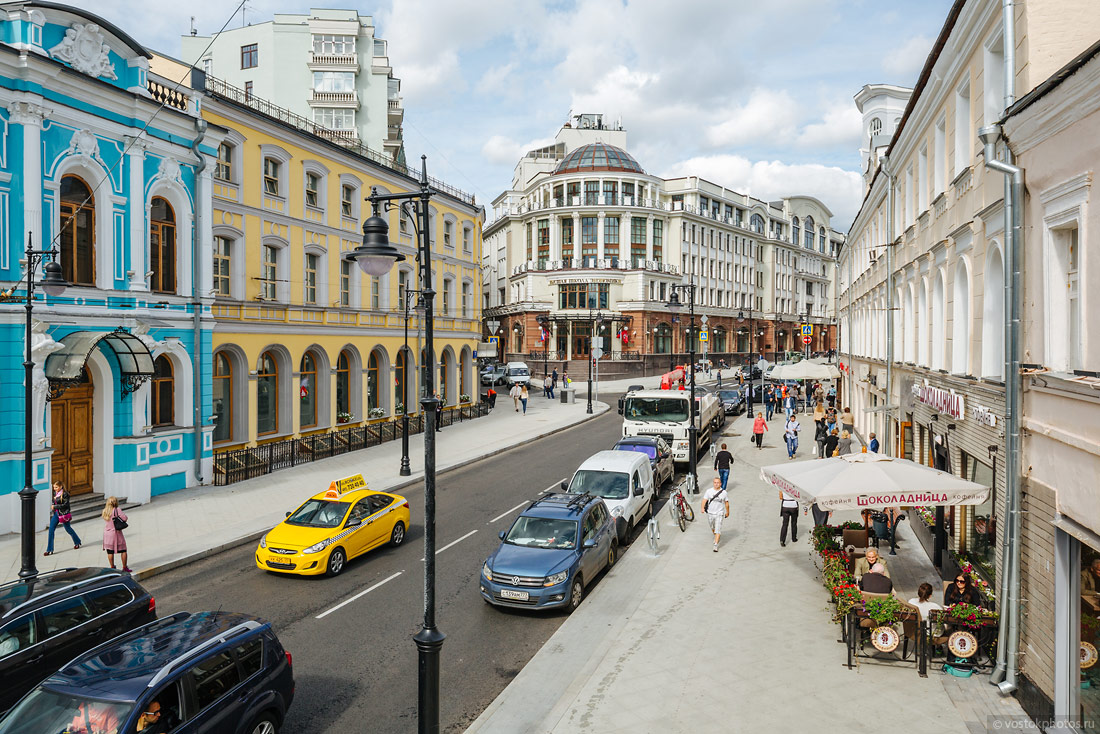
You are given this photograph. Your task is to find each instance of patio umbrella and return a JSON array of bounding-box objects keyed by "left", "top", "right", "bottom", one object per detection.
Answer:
[
  {"left": 759, "top": 452, "right": 990, "bottom": 511},
  {"left": 769, "top": 361, "right": 841, "bottom": 381}
]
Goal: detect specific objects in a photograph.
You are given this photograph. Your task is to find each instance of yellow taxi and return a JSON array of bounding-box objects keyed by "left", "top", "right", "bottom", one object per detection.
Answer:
[{"left": 255, "top": 473, "right": 411, "bottom": 576}]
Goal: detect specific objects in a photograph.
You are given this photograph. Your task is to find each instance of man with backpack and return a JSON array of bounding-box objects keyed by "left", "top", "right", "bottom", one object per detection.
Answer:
[{"left": 702, "top": 477, "right": 730, "bottom": 552}]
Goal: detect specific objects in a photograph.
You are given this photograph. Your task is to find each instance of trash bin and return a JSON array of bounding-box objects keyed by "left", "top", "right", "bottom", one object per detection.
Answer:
[{"left": 561, "top": 387, "right": 575, "bottom": 404}]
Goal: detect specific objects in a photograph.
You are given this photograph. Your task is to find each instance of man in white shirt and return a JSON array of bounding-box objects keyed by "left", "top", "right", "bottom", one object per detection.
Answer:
[
  {"left": 784, "top": 417, "right": 800, "bottom": 459},
  {"left": 702, "top": 477, "right": 730, "bottom": 552},
  {"left": 779, "top": 489, "right": 799, "bottom": 546}
]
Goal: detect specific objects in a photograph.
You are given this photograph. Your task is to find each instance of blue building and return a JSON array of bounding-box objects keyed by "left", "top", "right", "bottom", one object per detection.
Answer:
[{"left": 0, "top": 2, "right": 226, "bottom": 533}]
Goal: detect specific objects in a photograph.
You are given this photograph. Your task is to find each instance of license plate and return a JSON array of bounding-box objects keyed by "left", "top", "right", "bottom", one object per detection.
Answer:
[{"left": 500, "top": 589, "right": 530, "bottom": 601}]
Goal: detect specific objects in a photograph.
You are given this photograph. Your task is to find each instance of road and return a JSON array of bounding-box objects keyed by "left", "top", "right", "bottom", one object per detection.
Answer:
[{"left": 145, "top": 395, "right": 642, "bottom": 733}]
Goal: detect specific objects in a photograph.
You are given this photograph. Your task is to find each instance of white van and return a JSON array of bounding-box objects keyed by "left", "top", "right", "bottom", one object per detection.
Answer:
[
  {"left": 505, "top": 362, "right": 530, "bottom": 386},
  {"left": 563, "top": 450, "right": 655, "bottom": 543}
]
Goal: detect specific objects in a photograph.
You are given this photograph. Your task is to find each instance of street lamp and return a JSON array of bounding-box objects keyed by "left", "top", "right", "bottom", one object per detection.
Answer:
[
  {"left": 1, "top": 235, "right": 68, "bottom": 578},
  {"left": 668, "top": 285, "right": 699, "bottom": 494},
  {"left": 344, "top": 157, "right": 444, "bottom": 734},
  {"left": 399, "top": 284, "right": 424, "bottom": 477},
  {"left": 738, "top": 308, "right": 755, "bottom": 415},
  {"left": 536, "top": 314, "right": 550, "bottom": 397}
]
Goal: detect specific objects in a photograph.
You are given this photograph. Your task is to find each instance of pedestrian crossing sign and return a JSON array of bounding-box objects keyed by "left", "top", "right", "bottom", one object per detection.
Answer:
[
  {"left": 699, "top": 329, "right": 709, "bottom": 342},
  {"left": 488, "top": 336, "right": 499, "bottom": 348},
  {"left": 801, "top": 324, "right": 813, "bottom": 336}
]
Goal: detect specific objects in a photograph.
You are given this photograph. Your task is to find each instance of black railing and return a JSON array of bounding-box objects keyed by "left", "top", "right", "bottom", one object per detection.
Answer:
[{"left": 213, "top": 402, "right": 490, "bottom": 486}]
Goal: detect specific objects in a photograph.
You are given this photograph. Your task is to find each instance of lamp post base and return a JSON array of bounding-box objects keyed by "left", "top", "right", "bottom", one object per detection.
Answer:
[
  {"left": 414, "top": 625, "right": 446, "bottom": 734},
  {"left": 18, "top": 485, "right": 37, "bottom": 578}
]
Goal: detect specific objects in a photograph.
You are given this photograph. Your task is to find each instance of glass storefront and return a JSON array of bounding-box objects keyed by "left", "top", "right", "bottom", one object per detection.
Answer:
[
  {"left": 1082, "top": 545, "right": 1100, "bottom": 725},
  {"left": 962, "top": 451, "right": 997, "bottom": 580}
]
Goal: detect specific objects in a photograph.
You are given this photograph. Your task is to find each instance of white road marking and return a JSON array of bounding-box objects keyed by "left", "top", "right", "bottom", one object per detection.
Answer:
[
  {"left": 421, "top": 529, "right": 479, "bottom": 560},
  {"left": 315, "top": 571, "right": 403, "bottom": 620},
  {"left": 540, "top": 478, "right": 567, "bottom": 494},
  {"left": 490, "top": 502, "right": 529, "bottom": 524}
]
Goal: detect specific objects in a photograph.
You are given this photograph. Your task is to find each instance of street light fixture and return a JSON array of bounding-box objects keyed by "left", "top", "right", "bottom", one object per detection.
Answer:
[
  {"left": 1, "top": 235, "right": 68, "bottom": 579},
  {"left": 344, "top": 157, "right": 444, "bottom": 734},
  {"left": 667, "top": 285, "right": 699, "bottom": 494}
]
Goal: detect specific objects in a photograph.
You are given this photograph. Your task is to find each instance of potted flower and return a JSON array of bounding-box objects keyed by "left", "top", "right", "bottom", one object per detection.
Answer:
[
  {"left": 863, "top": 595, "right": 905, "bottom": 625},
  {"left": 368, "top": 407, "right": 386, "bottom": 419},
  {"left": 394, "top": 402, "right": 405, "bottom": 415},
  {"left": 337, "top": 412, "right": 353, "bottom": 424},
  {"left": 459, "top": 393, "right": 471, "bottom": 404},
  {"left": 942, "top": 602, "right": 997, "bottom": 628}
]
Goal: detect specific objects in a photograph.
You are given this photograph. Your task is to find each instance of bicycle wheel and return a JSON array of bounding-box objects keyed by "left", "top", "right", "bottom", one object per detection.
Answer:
[
  {"left": 675, "top": 502, "right": 686, "bottom": 532},
  {"left": 682, "top": 500, "right": 695, "bottom": 523}
]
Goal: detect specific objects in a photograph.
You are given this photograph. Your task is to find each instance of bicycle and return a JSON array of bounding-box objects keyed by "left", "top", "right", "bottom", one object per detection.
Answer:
[{"left": 667, "top": 480, "right": 696, "bottom": 532}]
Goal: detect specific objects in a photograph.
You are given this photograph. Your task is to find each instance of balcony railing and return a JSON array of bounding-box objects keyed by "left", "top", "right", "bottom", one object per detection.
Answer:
[
  {"left": 309, "top": 52, "right": 358, "bottom": 67},
  {"left": 146, "top": 74, "right": 197, "bottom": 114},
  {"left": 310, "top": 90, "right": 359, "bottom": 105},
  {"left": 512, "top": 258, "right": 678, "bottom": 276}
]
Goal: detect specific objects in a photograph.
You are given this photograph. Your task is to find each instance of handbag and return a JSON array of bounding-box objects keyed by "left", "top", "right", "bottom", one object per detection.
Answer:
[
  {"left": 112, "top": 511, "right": 128, "bottom": 531},
  {"left": 58, "top": 512, "right": 72, "bottom": 524}
]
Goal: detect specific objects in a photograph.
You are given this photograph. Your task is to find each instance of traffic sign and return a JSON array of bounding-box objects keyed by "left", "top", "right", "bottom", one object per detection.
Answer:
[
  {"left": 592, "top": 346, "right": 604, "bottom": 359},
  {"left": 486, "top": 320, "right": 500, "bottom": 335},
  {"left": 487, "top": 336, "right": 499, "bottom": 349},
  {"left": 699, "top": 329, "right": 709, "bottom": 342},
  {"left": 801, "top": 324, "right": 813, "bottom": 336},
  {"left": 802, "top": 335, "right": 813, "bottom": 344}
]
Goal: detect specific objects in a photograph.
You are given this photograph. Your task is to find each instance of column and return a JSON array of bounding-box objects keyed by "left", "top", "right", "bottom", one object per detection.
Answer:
[
  {"left": 125, "top": 135, "right": 149, "bottom": 291},
  {"left": 8, "top": 102, "right": 46, "bottom": 254}
]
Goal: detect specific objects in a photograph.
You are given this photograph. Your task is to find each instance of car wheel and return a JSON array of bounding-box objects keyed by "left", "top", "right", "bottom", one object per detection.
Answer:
[
  {"left": 247, "top": 712, "right": 279, "bottom": 734},
  {"left": 326, "top": 547, "right": 347, "bottom": 576},
  {"left": 390, "top": 521, "right": 406, "bottom": 546},
  {"left": 567, "top": 578, "right": 584, "bottom": 613},
  {"left": 607, "top": 541, "right": 617, "bottom": 569}
]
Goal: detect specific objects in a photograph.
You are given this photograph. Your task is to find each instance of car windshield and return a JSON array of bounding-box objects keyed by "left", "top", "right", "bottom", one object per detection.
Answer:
[
  {"left": 504, "top": 516, "right": 577, "bottom": 549},
  {"left": 286, "top": 499, "right": 350, "bottom": 528},
  {"left": 623, "top": 397, "right": 689, "bottom": 422},
  {"left": 568, "top": 470, "right": 630, "bottom": 500},
  {"left": 0, "top": 688, "right": 135, "bottom": 734},
  {"left": 508, "top": 367, "right": 529, "bottom": 376},
  {"left": 717, "top": 391, "right": 739, "bottom": 400},
  {"left": 616, "top": 443, "right": 657, "bottom": 460}
]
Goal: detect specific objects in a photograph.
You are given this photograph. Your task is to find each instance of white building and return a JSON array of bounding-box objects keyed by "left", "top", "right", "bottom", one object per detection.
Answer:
[
  {"left": 181, "top": 7, "right": 404, "bottom": 162},
  {"left": 855, "top": 84, "right": 911, "bottom": 194}
]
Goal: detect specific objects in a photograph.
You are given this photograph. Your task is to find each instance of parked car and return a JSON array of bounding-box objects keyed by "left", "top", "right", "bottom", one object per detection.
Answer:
[
  {"left": 565, "top": 450, "right": 656, "bottom": 542},
  {"left": 481, "top": 365, "right": 507, "bottom": 386},
  {"left": 0, "top": 567, "right": 157, "bottom": 715},
  {"left": 716, "top": 389, "right": 746, "bottom": 415},
  {"left": 481, "top": 493, "right": 616, "bottom": 613},
  {"left": 612, "top": 436, "right": 675, "bottom": 488},
  {"left": 504, "top": 361, "right": 531, "bottom": 387},
  {"left": 0, "top": 610, "right": 294, "bottom": 734}
]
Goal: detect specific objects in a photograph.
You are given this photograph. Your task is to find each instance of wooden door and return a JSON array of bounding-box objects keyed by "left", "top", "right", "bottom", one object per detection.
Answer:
[{"left": 51, "top": 374, "right": 94, "bottom": 496}]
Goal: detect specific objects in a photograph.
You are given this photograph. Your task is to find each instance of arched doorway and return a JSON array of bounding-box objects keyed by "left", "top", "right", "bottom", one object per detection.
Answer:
[{"left": 51, "top": 367, "right": 94, "bottom": 496}]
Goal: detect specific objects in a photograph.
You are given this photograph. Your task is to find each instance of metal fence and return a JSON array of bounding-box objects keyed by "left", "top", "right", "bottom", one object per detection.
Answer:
[{"left": 213, "top": 402, "right": 490, "bottom": 486}]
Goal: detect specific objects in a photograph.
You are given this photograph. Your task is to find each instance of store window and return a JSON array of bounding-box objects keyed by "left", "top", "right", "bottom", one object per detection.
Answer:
[
  {"left": 962, "top": 451, "right": 996, "bottom": 580},
  {"left": 559, "top": 283, "right": 609, "bottom": 310}
]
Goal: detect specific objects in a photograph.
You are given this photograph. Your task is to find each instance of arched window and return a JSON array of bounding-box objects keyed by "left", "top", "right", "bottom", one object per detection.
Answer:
[
  {"left": 819, "top": 227, "right": 826, "bottom": 253},
  {"left": 932, "top": 272, "right": 945, "bottom": 371},
  {"left": 150, "top": 197, "right": 176, "bottom": 293},
  {"left": 300, "top": 351, "right": 318, "bottom": 429},
  {"left": 336, "top": 351, "right": 351, "bottom": 422},
  {"left": 869, "top": 117, "right": 882, "bottom": 138},
  {"left": 982, "top": 248, "right": 1005, "bottom": 379},
  {"left": 512, "top": 325, "right": 523, "bottom": 354},
  {"left": 952, "top": 260, "right": 970, "bottom": 375},
  {"left": 917, "top": 280, "right": 929, "bottom": 366},
  {"left": 791, "top": 217, "right": 800, "bottom": 246},
  {"left": 394, "top": 349, "right": 407, "bottom": 413},
  {"left": 655, "top": 323, "right": 672, "bottom": 354},
  {"left": 440, "top": 350, "right": 451, "bottom": 405},
  {"left": 60, "top": 175, "right": 95, "bottom": 286},
  {"left": 213, "top": 352, "right": 232, "bottom": 443},
  {"left": 368, "top": 350, "right": 380, "bottom": 413},
  {"left": 151, "top": 356, "right": 174, "bottom": 426},
  {"left": 750, "top": 213, "right": 765, "bottom": 234},
  {"left": 803, "top": 216, "right": 815, "bottom": 249},
  {"left": 257, "top": 352, "right": 278, "bottom": 435},
  {"left": 713, "top": 327, "right": 726, "bottom": 353}
]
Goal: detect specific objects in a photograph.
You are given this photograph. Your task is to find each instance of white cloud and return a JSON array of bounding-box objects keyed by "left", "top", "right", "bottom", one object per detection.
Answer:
[
  {"left": 882, "top": 35, "right": 933, "bottom": 79},
  {"left": 705, "top": 90, "right": 800, "bottom": 148},
  {"left": 796, "top": 103, "right": 863, "bottom": 149},
  {"left": 476, "top": 62, "right": 517, "bottom": 97},
  {"left": 481, "top": 134, "right": 556, "bottom": 166}
]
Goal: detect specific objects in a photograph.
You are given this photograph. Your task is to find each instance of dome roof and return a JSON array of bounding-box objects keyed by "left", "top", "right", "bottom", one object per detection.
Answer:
[{"left": 553, "top": 143, "right": 644, "bottom": 175}]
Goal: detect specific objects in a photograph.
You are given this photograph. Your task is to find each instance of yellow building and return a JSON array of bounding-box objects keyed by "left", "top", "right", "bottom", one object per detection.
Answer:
[{"left": 153, "top": 59, "right": 483, "bottom": 449}]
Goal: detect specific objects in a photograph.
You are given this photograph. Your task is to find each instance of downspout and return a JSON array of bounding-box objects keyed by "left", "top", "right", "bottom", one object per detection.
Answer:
[
  {"left": 882, "top": 155, "right": 895, "bottom": 456},
  {"left": 986, "top": 0, "right": 1022, "bottom": 695},
  {"left": 190, "top": 118, "right": 208, "bottom": 484}
]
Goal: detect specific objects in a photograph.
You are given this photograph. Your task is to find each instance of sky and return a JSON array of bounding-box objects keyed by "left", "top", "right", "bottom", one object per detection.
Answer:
[{"left": 93, "top": 0, "right": 956, "bottom": 230}]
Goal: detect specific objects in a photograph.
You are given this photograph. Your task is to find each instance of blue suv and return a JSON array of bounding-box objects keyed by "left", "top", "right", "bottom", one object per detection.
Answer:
[
  {"left": 0, "top": 611, "right": 294, "bottom": 734},
  {"left": 481, "top": 493, "right": 617, "bottom": 613}
]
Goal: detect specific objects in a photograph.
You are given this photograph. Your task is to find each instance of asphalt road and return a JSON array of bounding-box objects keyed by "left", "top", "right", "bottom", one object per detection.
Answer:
[{"left": 145, "top": 396, "right": 646, "bottom": 734}]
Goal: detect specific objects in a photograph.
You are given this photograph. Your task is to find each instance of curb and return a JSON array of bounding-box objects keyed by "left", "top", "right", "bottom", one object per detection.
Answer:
[{"left": 131, "top": 402, "right": 610, "bottom": 583}]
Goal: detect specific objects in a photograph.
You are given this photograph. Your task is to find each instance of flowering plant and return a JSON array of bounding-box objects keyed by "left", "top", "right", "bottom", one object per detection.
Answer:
[
  {"left": 367, "top": 407, "right": 386, "bottom": 419},
  {"left": 956, "top": 559, "right": 996, "bottom": 602},
  {"left": 913, "top": 506, "right": 936, "bottom": 527},
  {"left": 337, "top": 412, "right": 354, "bottom": 424},
  {"left": 942, "top": 603, "right": 998, "bottom": 627},
  {"left": 834, "top": 583, "right": 862, "bottom": 617},
  {"left": 863, "top": 595, "right": 905, "bottom": 625}
]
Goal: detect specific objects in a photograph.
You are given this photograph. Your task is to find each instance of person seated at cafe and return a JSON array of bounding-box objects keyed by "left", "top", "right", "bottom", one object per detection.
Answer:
[
  {"left": 944, "top": 572, "right": 985, "bottom": 607},
  {"left": 908, "top": 582, "right": 944, "bottom": 621},
  {"left": 859, "top": 563, "right": 893, "bottom": 593},
  {"left": 1082, "top": 558, "right": 1100, "bottom": 597},
  {"left": 853, "top": 548, "right": 890, "bottom": 580}
]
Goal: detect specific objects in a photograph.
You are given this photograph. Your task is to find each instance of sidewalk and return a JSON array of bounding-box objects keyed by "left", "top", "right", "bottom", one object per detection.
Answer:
[
  {"left": 467, "top": 411, "right": 1027, "bottom": 734},
  {"left": 0, "top": 394, "right": 606, "bottom": 581}
]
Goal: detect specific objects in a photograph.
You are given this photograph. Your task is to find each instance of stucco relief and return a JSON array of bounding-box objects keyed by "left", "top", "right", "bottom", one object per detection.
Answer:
[
  {"left": 157, "top": 156, "right": 182, "bottom": 184},
  {"left": 48, "top": 23, "right": 117, "bottom": 80},
  {"left": 66, "top": 129, "right": 104, "bottom": 163}
]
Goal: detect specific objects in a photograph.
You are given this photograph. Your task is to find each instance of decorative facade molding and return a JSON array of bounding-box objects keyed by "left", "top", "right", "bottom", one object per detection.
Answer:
[
  {"left": 6, "top": 101, "right": 47, "bottom": 127},
  {"left": 67, "top": 128, "right": 103, "bottom": 162},
  {"left": 48, "top": 23, "right": 117, "bottom": 80},
  {"left": 157, "top": 156, "right": 182, "bottom": 184}
]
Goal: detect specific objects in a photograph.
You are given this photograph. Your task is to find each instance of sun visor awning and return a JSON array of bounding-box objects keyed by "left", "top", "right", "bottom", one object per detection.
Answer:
[{"left": 45, "top": 328, "right": 156, "bottom": 399}]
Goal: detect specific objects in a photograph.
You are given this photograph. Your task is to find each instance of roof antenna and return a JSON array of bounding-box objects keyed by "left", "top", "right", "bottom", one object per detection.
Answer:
[{"left": 190, "top": 16, "right": 197, "bottom": 36}]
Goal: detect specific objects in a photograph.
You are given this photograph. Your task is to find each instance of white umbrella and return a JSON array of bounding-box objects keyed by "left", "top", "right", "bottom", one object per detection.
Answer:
[
  {"left": 769, "top": 361, "right": 841, "bottom": 381},
  {"left": 759, "top": 452, "right": 990, "bottom": 511}
]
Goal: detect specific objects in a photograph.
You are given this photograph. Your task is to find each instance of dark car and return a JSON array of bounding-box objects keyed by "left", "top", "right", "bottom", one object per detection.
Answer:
[
  {"left": 0, "top": 567, "right": 156, "bottom": 714},
  {"left": 716, "top": 389, "right": 746, "bottom": 415},
  {"left": 613, "top": 436, "right": 675, "bottom": 487},
  {"left": 481, "top": 493, "right": 617, "bottom": 613},
  {"left": 0, "top": 610, "right": 294, "bottom": 734}
]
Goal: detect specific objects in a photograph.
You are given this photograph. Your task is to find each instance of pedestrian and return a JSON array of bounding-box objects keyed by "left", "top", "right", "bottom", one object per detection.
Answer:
[
  {"left": 823, "top": 427, "right": 840, "bottom": 458},
  {"left": 509, "top": 383, "right": 522, "bottom": 412},
  {"left": 869, "top": 432, "right": 880, "bottom": 453},
  {"left": 779, "top": 489, "right": 799, "bottom": 546},
  {"left": 814, "top": 420, "right": 828, "bottom": 458},
  {"left": 713, "top": 443, "right": 734, "bottom": 490},
  {"left": 434, "top": 393, "right": 443, "bottom": 431},
  {"left": 813, "top": 400, "right": 826, "bottom": 431},
  {"left": 827, "top": 384, "right": 837, "bottom": 409},
  {"left": 702, "top": 477, "right": 730, "bottom": 552},
  {"left": 520, "top": 383, "right": 529, "bottom": 414},
  {"left": 543, "top": 373, "right": 550, "bottom": 399},
  {"left": 837, "top": 430, "right": 854, "bottom": 456},
  {"left": 752, "top": 411, "right": 768, "bottom": 448},
  {"left": 765, "top": 386, "right": 775, "bottom": 421},
  {"left": 811, "top": 502, "right": 832, "bottom": 527},
  {"left": 784, "top": 392, "right": 797, "bottom": 419},
  {"left": 101, "top": 496, "right": 129, "bottom": 572},
  {"left": 562, "top": 370, "right": 570, "bottom": 388},
  {"left": 716, "top": 370, "right": 722, "bottom": 388},
  {"left": 44, "top": 480, "right": 81, "bottom": 556},
  {"left": 548, "top": 372, "right": 556, "bottom": 400},
  {"left": 784, "top": 415, "right": 800, "bottom": 459},
  {"left": 840, "top": 406, "right": 855, "bottom": 434},
  {"left": 486, "top": 387, "right": 497, "bottom": 409}
]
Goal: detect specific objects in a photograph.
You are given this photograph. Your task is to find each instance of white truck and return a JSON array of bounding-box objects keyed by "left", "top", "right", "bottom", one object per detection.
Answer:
[{"left": 618, "top": 389, "right": 724, "bottom": 465}]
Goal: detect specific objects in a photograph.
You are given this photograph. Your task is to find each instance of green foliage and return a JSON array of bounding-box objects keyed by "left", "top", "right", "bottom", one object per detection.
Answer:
[{"left": 863, "top": 595, "right": 904, "bottom": 625}]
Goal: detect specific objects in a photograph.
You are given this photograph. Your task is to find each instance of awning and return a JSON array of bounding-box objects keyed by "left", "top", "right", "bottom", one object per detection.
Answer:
[{"left": 44, "top": 328, "right": 156, "bottom": 400}]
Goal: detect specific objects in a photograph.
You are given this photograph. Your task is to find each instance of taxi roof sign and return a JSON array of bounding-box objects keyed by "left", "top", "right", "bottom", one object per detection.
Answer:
[{"left": 325, "top": 473, "right": 367, "bottom": 498}]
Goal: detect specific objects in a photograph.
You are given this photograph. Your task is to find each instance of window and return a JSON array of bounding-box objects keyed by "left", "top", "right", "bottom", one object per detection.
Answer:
[
  {"left": 213, "top": 237, "right": 232, "bottom": 297},
  {"left": 313, "top": 34, "right": 356, "bottom": 55},
  {"left": 750, "top": 213, "right": 765, "bottom": 234},
  {"left": 439, "top": 350, "right": 450, "bottom": 404},
  {"left": 151, "top": 355, "right": 174, "bottom": 426},
  {"left": 368, "top": 350, "right": 381, "bottom": 413},
  {"left": 869, "top": 117, "right": 882, "bottom": 139},
  {"left": 244, "top": 81, "right": 253, "bottom": 100},
  {"left": 630, "top": 216, "right": 646, "bottom": 265},
  {"left": 59, "top": 175, "right": 95, "bottom": 287},
  {"left": 803, "top": 216, "right": 815, "bottom": 249},
  {"left": 341, "top": 185, "right": 354, "bottom": 217},
  {"left": 442, "top": 279, "right": 452, "bottom": 315},
  {"left": 559, "top": 283, "right": 609, "bottom": 310},
  {"left": 525, "top": 223, "right": 532, "bottom": 261},
  {"left": 339, "top": 260, "right": 351, "bottom": 307},
  {"left": 261, "top": 245, "right": 277, "bottom": 300},
  {"left": 304, "top": 253, "right": 318, "bottom": 304},
  {"left": 257, "top": 353, "right": 278, "bottom": 435},
  {"left": 443, "top": 219, "right": 454, "bottom": 248},
  {"left": 1048, "top": 224, "right": 1082, "bottom": 372},
  {"left": 40, "top": 596, "right": 94, "bottom": 635},
  {"left": 918, "top": 146, "right": 929, "bottom": 213},
  {"left": 984, "top": 35, "right": 1005, "bottom": 125},
  {"left": 604, "top": 216, "right": 619, "bottom": 260},
  {"left": 313, "top": 108, "right": 355, "bottom": 130},
  {"left": 934, "top": 115, "right": 947, "bottom": 195},
  {"left": 584, "top": 181, "right": 599, "bottom": 206},
  {"left": 370, "top": 276, "right": 380, "bottom": 309},
  {"left": 236, "top": 639, "right": 263, "bottom": 679},
  {"left": 952, "top": 259, "right": 970, "bottom": 374},
  {"left": 397, "top": 270, "right": 408, "bottom": 311},
  {"left": 312, "top": 71, "right": 355, "bottom": 92},
  {"left": 213, "top": 352, "right": 232, "bottom": 443},
  {"left": 241, "top": 44, "right": 257, "bottom": 69},
  {"left": 954, "top": 81, "right": 971, "bottom": 177},
  {"left": 300, "top": 352, "right": 318, "bottom": 429},
  {"left": 215, "top": 142, "right": 233, "bottom": 182},
  {"left": 149, "top": 197, "right": 176, "bottom": 294},
  {"left": 263, "top": 158, "right": 280, "bottom": 196},
  {"left": 603, "top": 180, "right": 617, "bottom": 205},
  {"left": 652, "top": 219, "right": 663, "bottom": 263},
  {"left": 581, "top": 216, "right": 597, "bottom": 263},
  {"left": 792, "top": 217, "right": 800, "bottom": 246},
  {"left": 962, "top": 452, "right": 996, "bottom": 577},
  {"left": 0, "top": 614, "right": 35, "bottom": 658},
  {"left": 561, "top": 218, "right": 574, "bottom": 261},
  {"left": 336, "top": 351, "right": 351, "bottom": 421},
  {"left": 305, "top": 172, "right": 320, "bottom": 208},
  {"left": 462, "top": 225, "right": 472, "bottom": 252},
  {"left": 461, "top": 282, "right": 471, "bottom": 318},
  {"left": 190, "top": 650, "right": 242, "bottom": 712},
  {"left": 537, "top": 219, "right": 549, "bottom": 262}
]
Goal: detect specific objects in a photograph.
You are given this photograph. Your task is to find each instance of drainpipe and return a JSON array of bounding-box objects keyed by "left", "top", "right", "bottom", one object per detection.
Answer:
[
  {"left": 881, "top": 155, "right": 895, "bottom": 456},
  {"left": 190, "top": 118, "right": 208, "bottom": 485}
]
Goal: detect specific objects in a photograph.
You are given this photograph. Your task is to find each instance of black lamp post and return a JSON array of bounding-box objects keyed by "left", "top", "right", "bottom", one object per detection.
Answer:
[
  {"left": 345, "top": 157, "right": 445, "bottom": 734},
  {"left": 536, "top": 314, "right": 550, "bottom": 396},
  {"left": 399, "top": 284, "right": 424, "bottom": 477},
  {"left": 668, "top": 286, "right": 698, "bottom": 494},
  {"left": 738, "top": 308, "right": 754, "bottom": 416},
  {"left": 2, "top": 235, "right": 68, "bottom": 579},
  {"left": 586, "top": 311, "right": 602, "bottom": 414}
]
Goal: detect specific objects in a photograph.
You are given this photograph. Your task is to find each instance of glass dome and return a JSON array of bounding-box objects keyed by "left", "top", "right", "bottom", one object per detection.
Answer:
[{"left": 553, "top": 142, "right": 645, "bottom": 175}]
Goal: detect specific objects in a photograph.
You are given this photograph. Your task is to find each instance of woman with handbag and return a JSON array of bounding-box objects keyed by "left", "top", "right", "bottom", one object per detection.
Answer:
[
  {"left": 101, "top": 496, "right": 130, "bottom": 572},
  {"left": 44, "top": 481, "right": 81, "bottom": 556}
]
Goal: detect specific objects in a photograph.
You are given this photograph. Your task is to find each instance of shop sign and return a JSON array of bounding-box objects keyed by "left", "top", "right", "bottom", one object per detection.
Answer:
[
  {"left": 972, "top": 405, "right": 997, "bottom": 427},
  {"left": 947, "top": 630, "right": 978, "bottom": 658},
  {"left": 871, "top": 626, "right": 900, "bottom": 652},
  {"left": 912, "top": 380, "right": 965, "bottom": 420}
]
